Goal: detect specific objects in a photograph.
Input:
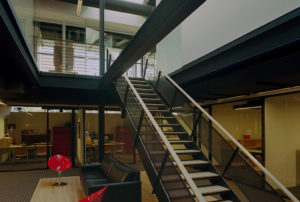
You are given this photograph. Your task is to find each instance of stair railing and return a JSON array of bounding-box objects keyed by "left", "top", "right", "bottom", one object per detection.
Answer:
[
  {"left": 144, "top": 56, "right": 299, "bottom": 202},
  {"left": 106, "top": 48, "right": 206, "bottom": 202},
  {"left": 123, "top": 75, "right": 206, "bottom": 202}
]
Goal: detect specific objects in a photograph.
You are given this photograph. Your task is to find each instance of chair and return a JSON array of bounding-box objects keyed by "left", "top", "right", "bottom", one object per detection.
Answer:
[
  {"left": 15, "top": 146, "right": 28, "bottom": 162},
  {"left": 78, "top": 186, "right": 108, "bottom": 202},
  {"left": 48, "top": 154, "right": 71, "bottom": 186},
  {"left": 35, "top": 145, "right": 47, "bottom": 158}
]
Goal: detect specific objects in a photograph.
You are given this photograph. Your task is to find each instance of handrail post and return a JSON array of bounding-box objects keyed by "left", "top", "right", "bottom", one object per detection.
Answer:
[
  {"left": 222, "top": 147, "right": 239, "bottom": 177},
  {"left": 133, "top": 111, "right": 144, "bottom": 164},
  {"left": 152, "top": 151, "right": 168, "bottom": 194},
  {"left": 143, "top": 59, "right": 149, "bottom": 78},
  {"left": 192, "top": 108, "right": 201, "bottom": 142},
  {"left": 121, "top": 85, "right": 129, "bottom": 118},
  {"left": 155, "top": 71, "right": 161, "bottom": 88}
]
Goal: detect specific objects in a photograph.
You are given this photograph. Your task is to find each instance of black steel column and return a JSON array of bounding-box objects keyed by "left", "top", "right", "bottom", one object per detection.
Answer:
[
  {"left": 262, "top": 99, "right": 265, "bottom": 166},
  {"left": 71, "top": 109, "right": 76, "bottom": 167},
  {"left": 83, "top": 109, "right": 86, "bottom": 165},
  {"left": 208, "top": 105, "right": 213, "bottom": 161},
  {"left": 98, "top": 104, "right": 105, "bottom": 162},
  {"left": 99, "top": 0, "right": 105, "bottom": 75},
  {"left": 46, "top": 109, "right": 49, "bottom": 168}
]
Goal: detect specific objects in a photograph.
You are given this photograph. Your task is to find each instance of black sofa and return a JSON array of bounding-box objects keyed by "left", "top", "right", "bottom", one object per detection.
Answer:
[{"left": 80, "top": 156, "right": 141, "bottom": 202}]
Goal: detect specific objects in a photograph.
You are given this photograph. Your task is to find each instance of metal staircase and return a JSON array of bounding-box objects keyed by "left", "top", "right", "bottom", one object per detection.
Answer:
[{"left": 110, "top": 49, "right": 299, "bottom": 202}]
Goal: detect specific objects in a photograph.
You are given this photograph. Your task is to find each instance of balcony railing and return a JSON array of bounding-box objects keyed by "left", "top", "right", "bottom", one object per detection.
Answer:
[{"left": 35, "top": 39, "right": 101, "bottom": 76}]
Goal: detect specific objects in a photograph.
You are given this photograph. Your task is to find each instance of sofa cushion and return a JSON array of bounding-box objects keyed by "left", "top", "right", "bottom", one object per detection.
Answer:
[
  {"left": 86, "top": 178, "right": 109, "bottom": 186},
  {"left": 107, "top": 163, "right": 131, "bottom": 182},
  {"left": 100, "top": 157, "right": 114, "bottom": 176},
  {"left": 83, "top": 170, "right": 106, "bottom": 181}
]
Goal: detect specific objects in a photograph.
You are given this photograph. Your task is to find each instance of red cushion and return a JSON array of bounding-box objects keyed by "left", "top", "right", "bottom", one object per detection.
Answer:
[
  {"left": 79, "top": 186, "right": 108, "bottom": 202},
  {"left": 48, "top": 155, "right": 71, "bottom": 171}
]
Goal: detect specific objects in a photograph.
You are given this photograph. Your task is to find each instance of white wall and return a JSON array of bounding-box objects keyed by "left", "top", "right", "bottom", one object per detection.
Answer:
[
  {"left": 157, "top": 0, "right": 300, "bottom": 74},
  {"left": 265, "top": 93, "right": 300, "bottom": 188},
  {"left": 156, "top": 26, "right": 182, "bottom": 73}
]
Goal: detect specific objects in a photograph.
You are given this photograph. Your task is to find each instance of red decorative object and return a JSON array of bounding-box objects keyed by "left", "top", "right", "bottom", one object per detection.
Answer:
[
  {"left": 79, "top": 186, "right": 109, "bottom": 202},
  {"left": 48, "top": 154, "right": 71, "bottom": 171},
  {"left": 48, "top": 155, "right": 71, "bottom": 186},
  {"left": 116, "top": 127, "right": 133, "bottom": 154},
  {"left": 53, "top": 127, "right": 71, "bottom": 156}
]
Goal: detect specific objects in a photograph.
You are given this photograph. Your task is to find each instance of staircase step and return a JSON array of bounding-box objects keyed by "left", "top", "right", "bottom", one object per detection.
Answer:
[
  {"left": 135, "top": 88, "right": 155, "bottom": 92},
  {"left": 204, "top": 196, "right": 232, "bottom": 202},
  {"left": 141, "top": 98, "right": 161, "bottom": 101},
  {"left": 153, "top": 116, "right": 175, "bottom": 119},
  {"left": 164, "top": 131, "right": 186, "bottom": 135},
  {"left": 143, "top": 123, "right": 181, "bottom": 127},
  {"left": 182, "top": 160, "right": 208, "bottom": 165},
  {"left": 132, "top": 84, "right": 151, "bottom": 87},
  {"left": 149, "top": 109, "right": 170, "bottom": 113},
  {"left": 144, "top": 103, "right": 165, "bottom": 107},
  {"left": 175, "top": 150, "right": 201, "bottom": 154},
  {"left": 139, "top": 92, "right": 157, "bottom": 96},
  {"left": 186, "top": 172, "right": 218, "bottom": 179},
  {"left": 197, "top": 185, "right": 230, "bottom": 195},
  {"left": 155, "top": 160, "right": 208, "bottom": 167},
  {"left": 168, "top": 140, "right": 193, "bottom": 144}
]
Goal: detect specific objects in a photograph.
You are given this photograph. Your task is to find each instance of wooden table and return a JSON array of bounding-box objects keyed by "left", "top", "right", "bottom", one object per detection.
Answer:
[{"left": 30, "top": 176, "right": 85, "bottom": 202}]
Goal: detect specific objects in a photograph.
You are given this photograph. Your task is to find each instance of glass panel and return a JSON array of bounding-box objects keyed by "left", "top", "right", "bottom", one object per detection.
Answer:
[
  {"left": 0, "top": 106, "right": 48, "bottom": 171},
  {"left": 85, "top": 110, "right": 99, "bottom": 164}
]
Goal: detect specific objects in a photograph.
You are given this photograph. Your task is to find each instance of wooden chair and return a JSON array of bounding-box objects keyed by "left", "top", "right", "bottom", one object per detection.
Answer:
[
  {"left": 15, "top": 146, "right": 28, "bottom": 162},
  {"left": 35, "top": 145, "right": 47, "bottom": 158}
]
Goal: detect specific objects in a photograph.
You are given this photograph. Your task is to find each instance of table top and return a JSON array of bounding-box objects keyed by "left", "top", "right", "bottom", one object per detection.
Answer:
[
  {"left": 86, "top": 141, "right": 125, "bottom": 147},
  {"left": 30, "top": 176, "right": 85, "bottom": 202}
]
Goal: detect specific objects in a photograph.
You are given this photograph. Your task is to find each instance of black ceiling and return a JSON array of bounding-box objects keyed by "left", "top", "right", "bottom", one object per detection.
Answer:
[{"left": 171, "top": 8, "right": 300, "bottom": 102}]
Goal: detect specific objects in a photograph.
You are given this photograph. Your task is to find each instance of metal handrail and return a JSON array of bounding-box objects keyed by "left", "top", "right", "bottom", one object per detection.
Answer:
[
  {"left": 124, "top": 75, "right": 206, "bottom": 202},
  {"left": 145, "top": 56, "right": 299, "bottom": 202},
  {"left": 108, "top": 48, "right": 205, "bottom": 201}
]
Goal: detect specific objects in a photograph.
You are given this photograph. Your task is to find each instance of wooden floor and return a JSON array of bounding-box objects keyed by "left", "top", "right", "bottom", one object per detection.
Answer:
[
  {"left": 141, "top": 171, "right": 158, "bottom": 202},
  {"left": 30, "top": 176, "right": 85, "bottom": 202}
]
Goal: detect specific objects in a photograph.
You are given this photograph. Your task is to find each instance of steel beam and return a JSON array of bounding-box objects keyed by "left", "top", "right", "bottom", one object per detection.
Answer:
[
  {"left": 57, "top": 0, "right": 154, "bottom": 17},
  {"left": 101, "top": 0, "right": 206, "bottom": 85}
]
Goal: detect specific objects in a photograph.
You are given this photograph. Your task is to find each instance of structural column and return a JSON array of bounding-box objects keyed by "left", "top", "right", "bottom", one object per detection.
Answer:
[
  {"left": 99, "top": 0, "right": 105, "bottom": 75},
  {"left": 46, "top": 109, "right": 49, "bottom": 168},
  {"left": 71, "top": 109, "right": 76, "bottom": 167},
  {"left": 98, "top": 104, "right": 105, "bottom": 162}
]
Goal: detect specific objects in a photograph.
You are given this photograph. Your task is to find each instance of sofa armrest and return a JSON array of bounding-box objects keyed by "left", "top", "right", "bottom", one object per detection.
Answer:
[
  {"left": 81, "top": 163, "right": 101, "bottom": 172},
  {"left": 87, "top": 181, "right": 141, "bottom": 202}
]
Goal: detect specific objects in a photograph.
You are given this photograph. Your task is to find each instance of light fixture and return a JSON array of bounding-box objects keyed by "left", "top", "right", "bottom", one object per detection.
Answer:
[
  {"left": 76, "top": 0, "right": 83, "bottom": 17},
  {"left": 233, "top": 100, "right": 263, "bottom": 110}
]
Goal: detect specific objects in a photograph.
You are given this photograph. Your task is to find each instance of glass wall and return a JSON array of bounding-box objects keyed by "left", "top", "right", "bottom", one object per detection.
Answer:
[
  {"left": 212, "top": 101, "right": 263, "bottom": 166},
  {"left": 0, "top": 106, "right": 48, "bottom": 171}
]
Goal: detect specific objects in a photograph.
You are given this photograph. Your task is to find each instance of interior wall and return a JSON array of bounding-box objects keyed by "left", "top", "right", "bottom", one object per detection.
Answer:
[
  {"left": 265, "top": 93, "right": 300, "bottom": 188},
  {"left": 5, "top": 112, "right": 70, "bottom": 144},
  {"left": 105, "top": 114, "right": 125, "bottom": 137},
  {"left": 156, "top": 0, "right": 300, "bottom": 74},
  {"left": 0, "top": 118, "right": 4, "bottom": 138},
  {"left": 212, "top": 102, "right": 261, "bottom": 140},
  {"left": 156, "top": 26, "right": 182, "bottom": 74}
]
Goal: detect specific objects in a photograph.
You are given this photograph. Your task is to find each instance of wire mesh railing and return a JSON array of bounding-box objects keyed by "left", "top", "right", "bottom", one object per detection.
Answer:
[
  {"left": 141, "top": 56, "right": 299, "bottom": 202},
  {"left": 35, "top": 39, "right": 103, "bottom": 76}
]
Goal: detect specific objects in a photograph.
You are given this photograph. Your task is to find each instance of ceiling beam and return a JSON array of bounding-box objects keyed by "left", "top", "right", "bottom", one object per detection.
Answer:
[
  {"left": 57, "top": 0, "right": 155, "bottom": 17},
  {"left": 101, "top": 0, "right": 206, "bottom": 85}
]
